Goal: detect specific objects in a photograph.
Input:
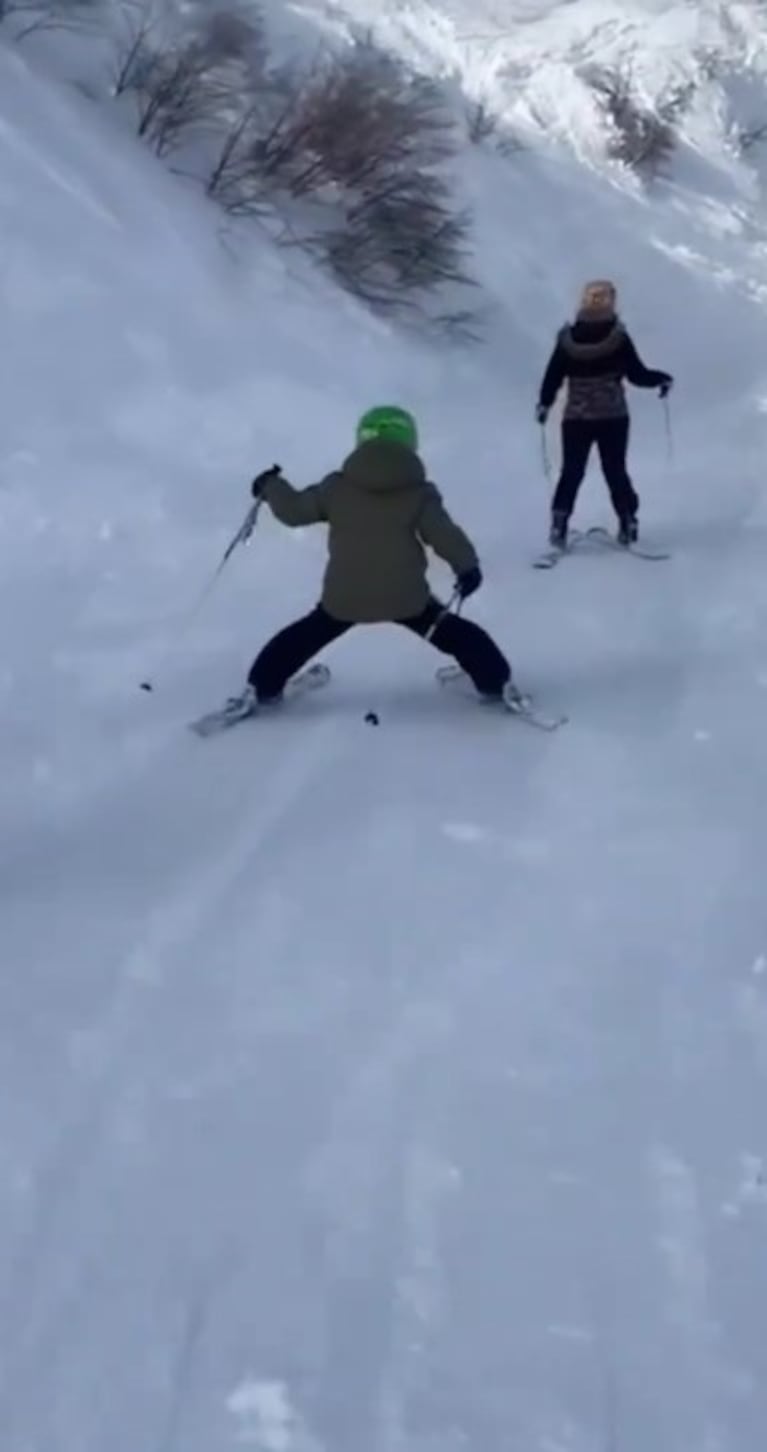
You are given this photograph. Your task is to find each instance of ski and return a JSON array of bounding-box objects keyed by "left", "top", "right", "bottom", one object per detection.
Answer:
[
  {"left": 436, "top": 665, "right": 567, "bottom": 731},
  {"left": 191, "top": 660, "right": 566, "bottom": 736},
  {"left": 532, "top": 526, "right": 590, "bottom": 570},
  {"left": 189, "top": 663, "right": 331, "bottom": 736},
  {"left": 533, "top": 546, "right": 567, "bottom": 570},
  {"left": 533, "top": 527, "right": 670, "bottom": 568},
  {"left": 583, "top": 526, "right": 671, "bottom": 561}
]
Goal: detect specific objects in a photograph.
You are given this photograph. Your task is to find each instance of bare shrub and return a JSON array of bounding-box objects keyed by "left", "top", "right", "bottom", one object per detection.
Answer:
[
  {"left": 0, "top": 0, "right": 98, "bottom": 42},
  {"left": 272, "top": 44, "right": 475, "bottom": 324},
  {"left": 204, "top": 37, "right": 476, "bottom": 328},
  {"left": 111, "top": 1, "right": 264, "bottom": 157},
  {"left": 587, "top": 66, "right": 679, "bottom": 179},
  {"left": 464, "top": 96, "right": 524, "bottom": 155},
  {"left": 735, "top": 120, "right": 767, "bottom": 153},
  {"left": 466, "top": 98, "right": 497, "bottom": 144},
  {"left": 244, "top": 42, "right": 455, "bottom": 199},
  {"left": 496, "top": 130, "right": 524, "bottom": 158},
  {"left": 185, "top": 0, "right": 266, "bottom": 88},
  {"left": 429, "top": 306, "right": 485, "bottom": 345},
  {"left": 107, "top": 14, "right": 477, "bottom": 330},
  {"left": 205, "top": 104, "right": 265, "bottom": 215},
  {"left": 318, "top": 174, "right": 475, "bottom": 319},
  {"left": 134, "top": 44, "right": 226, "bottom": 155},
  {"left": 110, "top": 0, "right": 154, "bottom": 97},
  {"left": 203, "top": 59, "right": 295, "bottom": 215}
]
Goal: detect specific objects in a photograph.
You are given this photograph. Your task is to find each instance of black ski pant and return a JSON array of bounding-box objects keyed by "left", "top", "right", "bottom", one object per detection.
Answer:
[
  {"left": 248, "top": 600, "right": 511, "bottom": 701},
  {"left": 552, "top": 417, "right": 639, "bottom": 521}
]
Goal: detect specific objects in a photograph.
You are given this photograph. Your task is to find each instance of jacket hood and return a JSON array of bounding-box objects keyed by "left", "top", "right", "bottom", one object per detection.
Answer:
[
  {"left": 341, "top": 438, "right": 426, "bottom": 494},
  {"left": 559, "top": 317, "right": 625, "bottom": 360}
]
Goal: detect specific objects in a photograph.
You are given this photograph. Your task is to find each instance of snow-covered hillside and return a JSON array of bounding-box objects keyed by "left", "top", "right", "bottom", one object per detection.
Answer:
[
  {"left": 3, "top": 3, "right": 767, "bottom": 1449},
  {"left": 296, "top": 0, "right": 767, "bottom": 145}
]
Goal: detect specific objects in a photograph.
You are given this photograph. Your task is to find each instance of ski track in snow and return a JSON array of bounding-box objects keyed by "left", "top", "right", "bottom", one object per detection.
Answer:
[{"left": 3, "top": 7, "right": 767, "bottom": 1451}]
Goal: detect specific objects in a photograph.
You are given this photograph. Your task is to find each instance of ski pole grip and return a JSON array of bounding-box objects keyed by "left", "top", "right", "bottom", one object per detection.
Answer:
[
  {"left": 251, "top": 465, "right": 280, "bottom": 497},
  {"left": 251, "top": 464, "right": 282, "bottom": 498}
]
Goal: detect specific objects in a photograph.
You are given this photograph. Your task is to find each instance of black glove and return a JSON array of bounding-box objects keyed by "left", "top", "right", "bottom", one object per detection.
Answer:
[
  {"left": 658, "top": 377, "right": 673, "bottom": 399},
  {"left": 535, "top": 403, "right": 549, "bottom": 425},
  {"left": 251, "top": 463, "right": 281, "bottom": 498},
  {"left": 456, "top": 564, "right": 482, "bottom": 599}
]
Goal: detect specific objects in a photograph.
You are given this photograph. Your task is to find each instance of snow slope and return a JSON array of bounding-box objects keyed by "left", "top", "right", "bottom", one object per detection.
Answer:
[
  {"left": 3, "top": 4, "right": 767, "bottom": 1449},
  {"left": 293, "top": 0, "right": 767, "bottom": 143}
]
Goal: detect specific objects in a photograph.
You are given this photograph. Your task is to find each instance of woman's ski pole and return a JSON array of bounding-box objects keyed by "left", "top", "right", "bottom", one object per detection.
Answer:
[
  {"left": 540, "top": 422, "right": 552, "bottom": 480},
  {"left": 662, "top": 395, "right": 674, "bottom": 463}
]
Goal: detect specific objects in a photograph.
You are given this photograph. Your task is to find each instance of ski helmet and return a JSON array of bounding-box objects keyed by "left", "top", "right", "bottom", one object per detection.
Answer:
[{"left": 356, "top": 405, "right": 418, "bottom": 451}]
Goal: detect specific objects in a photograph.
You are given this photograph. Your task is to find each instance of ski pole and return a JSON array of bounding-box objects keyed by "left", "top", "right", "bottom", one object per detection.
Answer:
[
  {"left": 540, "top": 422, "right": 551, "bottom": 480},
  {"left": 425, "top": 587, "right": 462, "bottom": 642},
  {"left": 139, "top": 497, "right": 264, "bottom": 693},
  {"left": 662, "top": 395, "right": 674, "bottom": 463}
]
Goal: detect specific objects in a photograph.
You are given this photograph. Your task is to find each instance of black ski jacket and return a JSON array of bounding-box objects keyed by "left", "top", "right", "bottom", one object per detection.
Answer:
[{"left": 539, "top": 317, "right": 671, "bottom": 420}]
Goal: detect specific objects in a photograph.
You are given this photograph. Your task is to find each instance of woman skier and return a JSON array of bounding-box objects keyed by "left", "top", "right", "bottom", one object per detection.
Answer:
[
  {"left": 536, "top": 280, "right": 672, "bottom": 549},
  {"left": 242, "top": 405, "right": 520, "bottom": 709}
]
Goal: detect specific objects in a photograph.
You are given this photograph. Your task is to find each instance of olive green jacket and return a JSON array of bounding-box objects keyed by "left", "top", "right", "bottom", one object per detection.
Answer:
[{"left": 261, "top": 439, "right": 478, "bottom": 622}]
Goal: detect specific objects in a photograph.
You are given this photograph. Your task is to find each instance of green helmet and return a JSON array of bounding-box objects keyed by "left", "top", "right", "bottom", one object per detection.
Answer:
[{"left": 356, "top": 405, "right": 418, "bottom": 451}]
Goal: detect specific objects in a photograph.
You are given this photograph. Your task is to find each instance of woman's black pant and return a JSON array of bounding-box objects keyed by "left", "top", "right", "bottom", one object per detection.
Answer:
[
  {"left": 249, "top": 599, "right": 511, "bottom": 701},
  {"left": 552, "top": 417, "right": 639, "bottom": 520}
]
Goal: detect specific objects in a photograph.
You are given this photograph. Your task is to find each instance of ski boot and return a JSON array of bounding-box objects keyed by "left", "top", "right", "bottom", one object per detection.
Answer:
[
  {"left": 617, "top": 514, "right": 638, "bottom": 547},
  {"left": 502, "top": 679, "right": 532, "bottom": 713},
  {"left": 230, "top": 683, "right": 284, "bottom": 716},
  {"left": 549, "top": 510, "right": 568, "bottom": 549},
  {"left": 479, "top": 674, "right": 529, "bottom": 709}
]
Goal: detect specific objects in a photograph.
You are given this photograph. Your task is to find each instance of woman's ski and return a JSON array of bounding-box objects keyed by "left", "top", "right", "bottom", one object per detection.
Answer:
[
  {"left": 533, "top": 525, "right": 670, "bottom": 568},
  {"left": 583, "top": 525, "right": 671, "bottom": 560}
]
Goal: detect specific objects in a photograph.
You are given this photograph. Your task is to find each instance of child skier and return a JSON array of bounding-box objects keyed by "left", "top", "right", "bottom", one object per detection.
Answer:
[
  {"left": 243, "top": 405, "right": 518, "bottom": 709},
  {"left": 536, "top": 280, "right": 673, "bottom": 549}
]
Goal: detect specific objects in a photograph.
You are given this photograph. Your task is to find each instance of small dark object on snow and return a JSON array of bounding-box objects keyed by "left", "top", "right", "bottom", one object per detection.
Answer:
[
  {"left": 365, "top": 711, "right": 380, "bottom": 726},
  {"left": 140, "top": 681, "right": 153, "bottom": 692}
]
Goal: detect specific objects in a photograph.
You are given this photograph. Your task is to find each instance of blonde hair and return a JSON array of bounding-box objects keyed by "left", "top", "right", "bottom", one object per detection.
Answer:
[{"left": 579, "top": 279, "right": 617, "bottom": 314}]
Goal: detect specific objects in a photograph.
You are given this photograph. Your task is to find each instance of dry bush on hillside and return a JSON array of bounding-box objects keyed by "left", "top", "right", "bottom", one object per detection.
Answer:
[
  {"left": 0, "top": 0, "right": 97, "bottom": 41},
  {"left": 319, "top": 173, "right": 475, "bottom": 317},
  {"left": 586, "top": 66, "right": 690, "bottom": 179},
  {"left": 111, "top": 1, "right": 265, "bottom": 157},
  {"left": 106, "top": 13, "right": 478, "bottom": 329},
  {"left": 205, "top": 38, "right": 477, "bottom": 324},
  {"left": 734, "top": 119, "right": 767, "bottom": 153}
]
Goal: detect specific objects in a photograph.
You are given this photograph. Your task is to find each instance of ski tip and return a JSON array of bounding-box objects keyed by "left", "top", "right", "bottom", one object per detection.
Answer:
[
  {"left": 533, "top": 548, "right": 565, "bottom": 569},
  {"left": 509, "top": 707, "right": 568, "bottom": 731}
]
